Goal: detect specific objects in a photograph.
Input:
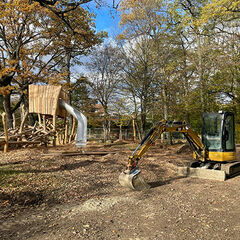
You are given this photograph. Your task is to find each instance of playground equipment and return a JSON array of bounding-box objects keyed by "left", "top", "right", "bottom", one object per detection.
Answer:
[{"left": 28, "top": 84, "right": 87, "bottom": 148}]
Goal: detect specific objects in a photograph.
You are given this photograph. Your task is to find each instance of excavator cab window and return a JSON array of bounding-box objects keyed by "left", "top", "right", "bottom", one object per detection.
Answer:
[
  {"left": 202, "top": 112, "right": 235, "bottom": 152},
  {"left": 202, "top": 113, "right": 222, "bottom": 151},
  {"left": 224, "top": 113, "right": 235, "bottom": 151}
]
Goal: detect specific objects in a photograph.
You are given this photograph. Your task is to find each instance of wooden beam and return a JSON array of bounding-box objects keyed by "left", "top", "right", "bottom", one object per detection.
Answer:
[
  {"left": 69, "top": 117, "right": 76, "bottom": 143},
  {"left": 43, "top": 115, "right": 46, "bottom": 131},
  {"left": 1, "top": 112, "right": 8, "bottom": 153},
  {"left": 56, "top": 131, "right": 60, "bottom": 145},
  {"left": 42, "top": 151, "right": 116, "bottom": 157},
  {"left": 52, "top": 114, "right": 56, "bottom": 147},
  {"left": 132, "top": 118, "right": 136, "bottom": 142},
  {"left": 12, "top": 113, "right": 16, "bottom": 129},
  {"left": 38, "top": 113, "right": 42, "bottom": 125},
  {"left": 8, "top": 141, "right": 41, "bottom": 145},
  {"left": 64, "top": 120, "right": 69, "bottom": 145},
  {"left": 19, "top": 110, "right": 29, "bottom": 133}
]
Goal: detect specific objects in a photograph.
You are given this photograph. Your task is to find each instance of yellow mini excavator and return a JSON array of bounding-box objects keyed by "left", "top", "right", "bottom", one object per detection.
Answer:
[{"left": 119, "top": 111, "right": 240, "bottom": 190}]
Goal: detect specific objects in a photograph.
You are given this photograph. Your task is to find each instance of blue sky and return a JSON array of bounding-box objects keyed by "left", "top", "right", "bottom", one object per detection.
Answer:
[
  {"left": 72, "top": 1, "right": 121, "bottom": 76},
  {"left": 84, "top": 1, "right": 121, "bottom": 37},
  {"left": 95, "top": 8, "right": 120, "bottom": 35}
]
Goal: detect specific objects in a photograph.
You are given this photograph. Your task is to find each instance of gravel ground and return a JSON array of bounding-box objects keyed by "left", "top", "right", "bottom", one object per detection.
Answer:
[{"left": 0, "top": 142, "right": 240, "bottom": 240}]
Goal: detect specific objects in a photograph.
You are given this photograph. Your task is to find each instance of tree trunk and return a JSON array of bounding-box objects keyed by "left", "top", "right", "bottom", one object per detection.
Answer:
[
  {"left": 103, "top": 122, "right": 107, "bottom": 142},
  {"left": 135, "top": 119, "right": 142, "bottom": 141},
  {"left": 107, "top": 119, "right": 111, "bottom": 140},
  {"left": 119, "top": 124, "right": 122, "bottom": 141},
  {"left": 162, "top": 85, "right": 172, "bottom": 145},
  {"left": 103, "top": 119, "right": 109, "bottom": 142},
  {"left": 132, "top": 118, "right": 137, "bottom": 142},
  {"left": 140, "top": 112, "right": 147, "bottom": 135},
  {"left": 195, "top": 32, "right": 206, "bottom": 112},
  {"left": 65, "top": 49, "right": 73, "bottom": 135},
  {"left": 3, "top": 94, "right": 13, "bottom": 129},
  {"left": 23, "top": 94, "right": 34, "bottom": 126},
  {"left": 140, "top": 99, "right": 147, "bottom": 135}
]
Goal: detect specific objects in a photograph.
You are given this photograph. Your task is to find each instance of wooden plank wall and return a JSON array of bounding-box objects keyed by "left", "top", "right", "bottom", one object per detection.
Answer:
[{"left": 29, "top": 85, "right": 67, "bottom": 117}]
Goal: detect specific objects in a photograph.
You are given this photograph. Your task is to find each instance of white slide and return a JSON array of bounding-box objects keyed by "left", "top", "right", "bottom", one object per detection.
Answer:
[{"left": 59, "top": 99, "right": 87, "bottom": 147}]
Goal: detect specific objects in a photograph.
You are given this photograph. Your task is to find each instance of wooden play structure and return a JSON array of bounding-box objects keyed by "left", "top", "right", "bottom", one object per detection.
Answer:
[
  {"left": 0, "top": 84, "right": 87, "bottom": 152},
  {"left": 29, "top": 85, "right": 68, "bottom": 124},
  {"left": 28, "top": 84, "right": 67, "bottom": 147}
]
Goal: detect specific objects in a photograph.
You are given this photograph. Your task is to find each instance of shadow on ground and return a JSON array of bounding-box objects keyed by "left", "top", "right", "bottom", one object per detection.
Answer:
[
  {"left": 0, "top": 160, "right": 97, "bottom": 175},
  {"left": 149, "top": 176, "right": 187, "bottom": 188}
]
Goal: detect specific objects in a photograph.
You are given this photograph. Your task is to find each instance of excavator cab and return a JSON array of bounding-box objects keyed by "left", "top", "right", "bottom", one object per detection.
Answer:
[{"left": 202, "top": 112, "right": 235, "bottom": 162}]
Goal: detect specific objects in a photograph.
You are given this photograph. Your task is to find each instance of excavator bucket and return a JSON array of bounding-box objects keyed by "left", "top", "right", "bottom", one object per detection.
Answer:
[{"left": 119, "top": 169, "right": 151, "bottom": 190}]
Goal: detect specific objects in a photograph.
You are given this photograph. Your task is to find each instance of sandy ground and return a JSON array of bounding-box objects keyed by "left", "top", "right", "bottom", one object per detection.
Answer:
[{"left": 0, "top": 142, "right": 240, "bottom": 240}]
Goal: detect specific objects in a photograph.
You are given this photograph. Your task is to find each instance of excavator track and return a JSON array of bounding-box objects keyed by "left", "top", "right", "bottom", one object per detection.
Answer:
[
  {"left": 221, "top": 162, "right": 240, "bottom": 178},
  {"left": 178, "top": 161, "right": 240, "bottom": 181}
]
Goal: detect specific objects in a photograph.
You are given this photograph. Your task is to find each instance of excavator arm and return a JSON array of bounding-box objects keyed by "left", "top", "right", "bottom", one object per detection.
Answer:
[
  {"left": 119, "top": 120, "right": 208, "bottom": 190},
  {"left": 126, "top": 120, "right": 207, "bottom": 171}
]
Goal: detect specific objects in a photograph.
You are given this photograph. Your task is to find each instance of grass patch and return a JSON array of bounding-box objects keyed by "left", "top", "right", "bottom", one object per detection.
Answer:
[{"left": 0, "top": 168, "right": 25, "bottom": 185}]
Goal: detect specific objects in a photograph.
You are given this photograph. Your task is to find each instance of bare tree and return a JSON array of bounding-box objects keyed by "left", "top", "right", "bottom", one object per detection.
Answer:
[
  {"left": 86, "top": 44, "right": 122, "bottom": 142},
  {"left": 120, "top": 37, "right": 157, "bottom": 135}
]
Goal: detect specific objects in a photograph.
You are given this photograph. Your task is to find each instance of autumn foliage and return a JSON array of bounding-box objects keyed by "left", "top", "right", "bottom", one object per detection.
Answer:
[{"left": 0, "top": 0, "right": 102, "bottom": 127}]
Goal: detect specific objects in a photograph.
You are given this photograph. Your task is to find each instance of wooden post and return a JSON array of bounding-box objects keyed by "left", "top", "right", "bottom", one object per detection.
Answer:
[
  {"left": 119, "top": 124, "right": 122, "bottom": 141},
  {"left": 52, "top": 114, "right": 56, "bottom": 147},
  {"left": 64, "top": 120, "right": 69, "bottom": 145},
  {"left": 2, "top": 113, "right": 8, "bottom": 153},
  {"left": 42, "top": 115, "right": 46, "bottom": 131},
  {"left": 61, "top": 133, "right": 64, "bottom": 145},
  {"left": 56, "top": 131, "right": 60, "bottom": 145},
  {"left": 21, "top": 104, "right": 25, "bottom": 122},
  {"left": 19, "top": 110, "right": 29, "bottom": 134},
  {"left": 38, "top": 113, "right": 42, "bottom": 125},
  {"left": 69, "top": 117, "right": 76, "bottom": 143},
  {"left": 12, "top": 113, "right": 16, "bottom": 129},
  {"left": 58, "top": 133, "right": 61, "bottom": 145},
  {"left": 88, "top": 128, "right": 91, "bottom": 139},
  {"left": 132, "top": 116, "right": 137, "bottom": 142}
]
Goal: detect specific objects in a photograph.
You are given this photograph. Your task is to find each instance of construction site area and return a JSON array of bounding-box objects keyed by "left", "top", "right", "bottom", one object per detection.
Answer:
[
  {"left": 0, "top": 141, "right": 240, "bottom": 240},
  {"left": 0, "top": 85, "right": 240, "bottom": 240},
  {"left": 1, "top": 1, "right": 240, "bottom": 239}
]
